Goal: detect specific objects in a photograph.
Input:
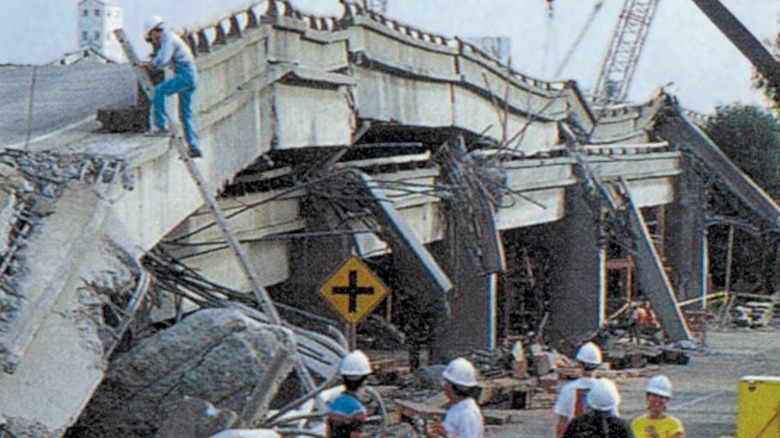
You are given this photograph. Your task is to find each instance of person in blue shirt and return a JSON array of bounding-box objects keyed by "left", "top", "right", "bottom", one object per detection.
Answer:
[
  {"left": 326, "top": 350, "right": 373, "bottom": 438},
  {"left": 141, "top": 16, "right": 202, "bottom": 158}
]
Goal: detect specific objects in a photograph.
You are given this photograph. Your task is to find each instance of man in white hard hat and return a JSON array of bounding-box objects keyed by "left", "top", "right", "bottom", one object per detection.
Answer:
[
  {"left": 553, "top": 341, "right": 606, "bottom": 438},
  {"left": 140, "top": 16, "right": 203, "bottom": 158},
  {"left": 326, "top": 350, "right": 373, "bottom": 438},
  {"left": 631, "top": 375, "right": 685, "bottom": 438},
  {"left": 563, "top": 378, "right": 632, "bottom": 438},
  {"left": 426, "top": 357, "right": 484, "bottom": 438}
]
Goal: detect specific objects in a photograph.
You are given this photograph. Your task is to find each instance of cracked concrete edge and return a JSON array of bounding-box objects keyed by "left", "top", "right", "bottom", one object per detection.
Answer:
[
  {"left": 0, "top": 216, "right": 145, "bottom": 437},
  {"left": 0, "top": 185, "right": 108, "bottom": 373},
  {"left": 0, "top": 174, "right": 144, "bottom": 374}
]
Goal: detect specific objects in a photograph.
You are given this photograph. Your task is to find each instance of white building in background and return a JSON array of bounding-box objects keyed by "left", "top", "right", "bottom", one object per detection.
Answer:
[{"left": 77, "top": 0, "right": 125, "bottom": 62}]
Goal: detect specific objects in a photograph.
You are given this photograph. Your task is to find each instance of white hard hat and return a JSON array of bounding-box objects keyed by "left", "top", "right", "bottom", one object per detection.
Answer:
[
  {"left": 587, "top": 378, "right": 621, "bottom": 412},
  {"left": 144, "top": 16, "right": 165, "bottom": 35},
  {"left": 339, "top": 350, "right": 372, "bottom": 377},
  {"left": 442, "top": 358, "right": 478, "bottom": 388},
  {"left": 576, "top": 342, "right": 603, "bottom": 366},
  {"left": 645, "top": 375, "right": 673, "bottom": 398}
]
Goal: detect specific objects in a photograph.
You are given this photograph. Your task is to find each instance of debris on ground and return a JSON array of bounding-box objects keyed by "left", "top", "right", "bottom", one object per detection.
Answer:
[
  {"left": 61, "top": 270, "right": 780, "bottom": 438},
  {"left": 67, "top": 309, "right": 297, "bottom": 437}
]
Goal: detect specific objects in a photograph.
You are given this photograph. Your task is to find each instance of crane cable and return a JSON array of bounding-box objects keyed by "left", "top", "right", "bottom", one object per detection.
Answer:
[
  {"left": 553, "top": 0, "right": 605, "bottom": 79},
  {"left": 542, "top": 0, "right": 559, "bottom": 78}
]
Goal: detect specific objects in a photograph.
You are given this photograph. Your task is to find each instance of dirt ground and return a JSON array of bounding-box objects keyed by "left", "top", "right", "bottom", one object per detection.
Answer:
[{"left": 486, "top": 327, "right": 780, "bottom": 438}]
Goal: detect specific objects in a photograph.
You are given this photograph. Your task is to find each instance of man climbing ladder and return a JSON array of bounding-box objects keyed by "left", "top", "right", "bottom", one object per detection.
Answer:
[
  {"left": 140, "top": 16, "right": 203, "bottom": 158},
  {"left": 113, "top": 25, "right": 324, "bottom": 402}
]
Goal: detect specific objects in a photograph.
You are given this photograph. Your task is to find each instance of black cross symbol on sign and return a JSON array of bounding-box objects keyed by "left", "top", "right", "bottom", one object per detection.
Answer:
[{"left": 332, "top": 270, "right": 375, "bottom": 313}]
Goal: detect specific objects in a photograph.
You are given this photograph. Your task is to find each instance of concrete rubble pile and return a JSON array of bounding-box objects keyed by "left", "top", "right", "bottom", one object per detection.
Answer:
[
  {"left": 0, "top": 148, "right": 154, "bottom": 437},
  {"left": 0, "top": 148, "right": 134, "bottom": 368},
  {"left": 68, "top": 309, "right": 297, "bottom": 437},
  {"left": 0, "top": 147, "right": 339, "bottom": 437},
  {"left": 0, "top": 149, "right": 134, "bottom": 357}
]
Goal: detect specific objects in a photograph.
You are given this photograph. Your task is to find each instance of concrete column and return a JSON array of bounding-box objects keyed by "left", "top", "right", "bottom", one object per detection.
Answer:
[
  {"left": 544, "top": 186, "right": 603, "bottom": 347},
  {"left": 487, "top": 273, "right": 498, "bottom": 351},
  {"left": 430, "top": 213, "right": 495, "bottom": 360},
  {"left": 430, "top": 264, "right": 493, "bottom": 359},
  {"left": 277, "top": 197, "right": 355, "bottom": 320},
  {"left": 666, "top": 155, "right": 707, "bottom": 301},
  {"left": 598, "top": 247, "right": 608, "bottom": 327}
]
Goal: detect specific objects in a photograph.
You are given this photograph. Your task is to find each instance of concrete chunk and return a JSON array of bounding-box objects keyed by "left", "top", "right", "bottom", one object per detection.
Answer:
[
  {"left": 155, "top": 397, "right": 241, "bottom": 438},
  {"left": 70, "top": 309, "right": 296, "bottom": 437}
]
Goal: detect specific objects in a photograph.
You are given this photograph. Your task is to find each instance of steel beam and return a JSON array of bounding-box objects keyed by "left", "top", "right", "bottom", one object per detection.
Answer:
[
  {"left": 350, "top": 170, "right": 454, "bottom": 298},
  {"left": 622, "top": 179, "right": 692, "bottom": 342},
  {"left": 656, "top": 110, "right": 780, "bottom": 228},
  {"left": 689, "top": 0, "right": 780, "bottom": 87}
]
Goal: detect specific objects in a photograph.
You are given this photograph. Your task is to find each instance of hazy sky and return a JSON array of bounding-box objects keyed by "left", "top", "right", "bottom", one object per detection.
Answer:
[{"left": 0, "top": 0, "right": 777, "bottom": 113}]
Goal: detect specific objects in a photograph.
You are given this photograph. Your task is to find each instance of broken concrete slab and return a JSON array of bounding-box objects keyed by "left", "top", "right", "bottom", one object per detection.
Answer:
[
  {"left": 155, "top": 397, "right": 241, "bottom": 438},
  {"left": 0, "top": 188, "right": 143, "bottom": 438},
  {"left": 0, "top": 185, "right": 108, "bottom": 373},
  {"left": 0, "top": 64, "right": 135, "bottom": 147},
  {"left": 69, "top": 308, "right": 297, "bottom": 437}
]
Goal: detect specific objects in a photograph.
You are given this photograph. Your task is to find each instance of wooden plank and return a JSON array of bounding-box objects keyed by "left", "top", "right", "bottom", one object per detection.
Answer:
[
  {"left": 233, "top": 166, "right": 293, "bottom": 184},
  {"left": 488, "top": 377, "right": 536, "bottom": 391},
  {"left": 482, "top": 409, "right": 515, "bottom": 425},
  {"left": 393, "top": 399, "right": 445, "bottom": 420},
  {"left": 393, "top": 400, "right": 516, "bottom": 426}
]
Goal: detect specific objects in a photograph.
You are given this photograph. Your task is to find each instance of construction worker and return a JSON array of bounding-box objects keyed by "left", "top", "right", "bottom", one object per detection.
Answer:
[
  {"left": 426, "top": 357, "right": 484, "bottom": 438},
  {"left": 326, "top": 350, "right": 373, "bottom": 438},
  {"left": 141, "top": 16, "right": 203, "bottom": 158},
  {"left": 563, "top": 378, "right": 632, "bottom": 438},
  {"left": 553, "top": 341, "right": 606, "bottom": 438},
  {"left": 628, "top": 301, "right": 649, "bottom": 343},
  {"left": 631, "top": 375, "right": 685, "bottom": 438},
  {"left": 638, "top": 301, "right": 662, "bottom": 344}
]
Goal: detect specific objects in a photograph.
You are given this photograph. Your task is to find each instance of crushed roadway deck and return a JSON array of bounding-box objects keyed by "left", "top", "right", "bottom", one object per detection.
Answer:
[{"left": 0, "top": 64, "right": 135, "bottom": 148}]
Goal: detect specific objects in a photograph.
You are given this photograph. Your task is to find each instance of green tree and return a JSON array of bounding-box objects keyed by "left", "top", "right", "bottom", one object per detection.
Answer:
[
  {"left": 705, "top": 105, "right": 780, "bottom": 293},
  {"left": 757, "top": 30, "right": 780, "bottom": 110},
  {"left": 706, "top": 105, "right": 780, "bottom": 198}
]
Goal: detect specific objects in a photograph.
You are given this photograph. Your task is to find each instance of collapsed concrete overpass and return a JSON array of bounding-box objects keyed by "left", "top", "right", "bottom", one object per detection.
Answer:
[{"left": 0, "top": 1, "right": 778, "bottom": 436}]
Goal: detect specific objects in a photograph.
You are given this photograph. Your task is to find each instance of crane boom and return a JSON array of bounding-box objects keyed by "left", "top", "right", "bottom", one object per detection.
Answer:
[
  {"left": 689, "top": 0, "right": 780, "bottom": 88},
  {"left": 594, "top": 0, "right": 661, "bottom": 103},
  {"left": 594, "top": 0, "right": 780, "bottom": 104}
]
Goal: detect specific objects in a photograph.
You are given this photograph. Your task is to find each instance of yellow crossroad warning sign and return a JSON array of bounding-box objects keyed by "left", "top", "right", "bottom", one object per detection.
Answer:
[{"left": 319, "top": 256, "right": 389, "bottom": 324}]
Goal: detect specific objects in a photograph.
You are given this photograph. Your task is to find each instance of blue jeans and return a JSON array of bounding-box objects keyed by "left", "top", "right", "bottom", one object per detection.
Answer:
[{"left": 153, "top": 63, "right": 199, "bottom": 149}]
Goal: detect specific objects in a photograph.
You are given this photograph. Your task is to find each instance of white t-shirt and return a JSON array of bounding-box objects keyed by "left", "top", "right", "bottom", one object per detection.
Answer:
[
  {"left": 443, "top": 398, "right": 484, "bottom": 438},
  {"left": 152, "top": 30, "right": 195, "bottom": 69},
  {"left": 553, "top": 376, "right": 596, "bottom": 420}
]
